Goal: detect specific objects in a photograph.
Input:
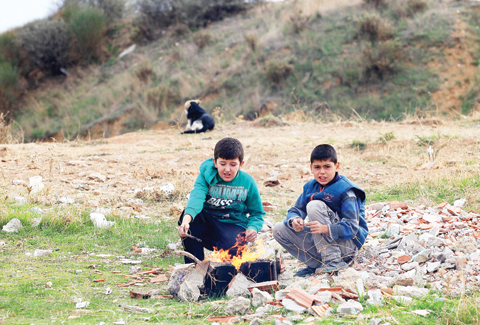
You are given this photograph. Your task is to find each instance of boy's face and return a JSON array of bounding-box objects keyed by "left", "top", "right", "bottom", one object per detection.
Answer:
[
  {"left": 310, "top": 159, "right": 340, "bottom": 186},
  {"left": 214, "top": 157, "right": 244, "bottom": 182}
]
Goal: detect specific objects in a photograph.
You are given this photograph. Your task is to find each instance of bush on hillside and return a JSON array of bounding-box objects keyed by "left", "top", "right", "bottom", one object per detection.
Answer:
[
  {"left": 362, "top": 39, "right": 403, "bottom": 79},
  {"left": 391, "top": 0, "right": 428, "bottom": 18},
  {"left": 134, "top": 0, "right": 256, "bottom": 43},
  {"left": 0, "top": 32, "right": 21, "bottom": 67},
  {"left": 67, "top": 7, "right": 107, "bottom": 61},
  {"left": 62, "top": 0, "right": 125, "bottom": 24},
  {"left": 356, "top": 12, "right": 395, "bottom": 44},
  {"left": 193, "top": 32, "right": 212, "bottom": 49},
  {"left": 0, "top": 61, "right": 21, "bottom": 112},
  {"left": 363, "top": 0, "right": 387, "bottom": 9},
  {"left": 265, "top": 58, "right": 294, "bottom": 84},
  {"left": 18, "top": 19, "right": 71, "bottom": 75}
]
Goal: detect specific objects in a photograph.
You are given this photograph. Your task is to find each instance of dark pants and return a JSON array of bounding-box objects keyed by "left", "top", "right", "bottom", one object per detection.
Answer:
[{"left": 178, "top": 210, "right": 247, "bottom": 264}]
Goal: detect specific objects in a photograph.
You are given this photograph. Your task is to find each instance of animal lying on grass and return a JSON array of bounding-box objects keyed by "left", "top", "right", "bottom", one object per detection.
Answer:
[{"left": 182, "top": 100, "right": 215, "bottom": 134}]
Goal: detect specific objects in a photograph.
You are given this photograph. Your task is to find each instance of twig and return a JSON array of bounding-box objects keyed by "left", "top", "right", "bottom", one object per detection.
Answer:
[{"left": 174, "top": 250, "right": 201, "bottom": 264}]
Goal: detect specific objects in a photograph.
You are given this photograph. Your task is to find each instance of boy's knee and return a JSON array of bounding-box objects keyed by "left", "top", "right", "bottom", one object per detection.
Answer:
[
  {"left": 272, "top": 221, "right": 287, "bottom": 240},
  {"left": 306, "top": 200, "right": 329, "bottom": 215}
]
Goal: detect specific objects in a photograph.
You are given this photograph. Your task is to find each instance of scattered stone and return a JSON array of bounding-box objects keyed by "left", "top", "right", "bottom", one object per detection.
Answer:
[
  {"left": 75, "top": 270, "right": 82, "bottom": 274},
  {"left": 337, "top": 300, "right": 363, "bottom": 315},
  {"left": 33, "top": 249, "right": 52, "bottom": 257},
  {"left": 426, "top": 262, "right": 441, "bottom": 273},
  {"left": 451, "top": 236, "right": 477, "bottom": 254},
  {"left": 88, "top": 173, "right": 106, "bottom": 183},
  {"left": 2, "top": 218, "right": 23, "bottom": 233},
  {"left": 90, "top": 213, "right": 115, "bottom": 228},
  {"left": 366, "top": 289, "right": 383, "bottom": 306},
  {"left": 120, "top": 259, "right": 142, "bottom": 265},
  {"left": 59, "top": 197, "right": 75, "bottom": 204},
  {"left": 31, "top": 218, "right": 42, "bottom": 227},
  {"left": 370, "top": 319, "right": 382, "bottom": 325},
  {"left": 393, "top": 286, "right": 428, "bottom": 298},
  {"left": 29, "top": 176, "right": 44, "bottom": 194},
  {"left": 14, "top": 196, "right": 27, "bottom": 205},
  {"left": 129, "top": 266, "right": 142, "bottom": 274},
  {"left": 385, "top": 224, "right": 402, "bottom": 237},
  {"left": 226, "top": 296, "right": 251, "bottom": 315},
  {"left": 76, "top": 301, "right": 90, "bottom": 309},
  {"left": 282, "top": 298, "right": 307, "bottom": 313},
  {"left": 227, "top": 273, "right": 255, "bottom": 297},
  {"left": 251, "top": 288, "right": 273, "bottom": 307}
]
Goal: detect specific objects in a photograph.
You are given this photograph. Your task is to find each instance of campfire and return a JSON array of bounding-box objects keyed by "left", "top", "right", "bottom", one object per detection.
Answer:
[
  {"left": 205, "top": 239, "right": 266, "bottom": 270},
  {"left": 169, "top": 238, "right": 283, "bottom": 300}
]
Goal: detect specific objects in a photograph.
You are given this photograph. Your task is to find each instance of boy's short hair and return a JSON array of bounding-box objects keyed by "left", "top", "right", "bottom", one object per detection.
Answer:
[
  {"left": 214, "top": 137, "right": 244, "bottom": 162},
  {"left": 310, "top": 144, "right": 337, "bottom": 164}
]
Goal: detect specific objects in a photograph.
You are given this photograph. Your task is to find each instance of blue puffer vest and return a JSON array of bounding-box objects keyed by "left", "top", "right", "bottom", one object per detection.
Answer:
[{"left": 308, "top": 176, "right": 368, "bottom": 249}]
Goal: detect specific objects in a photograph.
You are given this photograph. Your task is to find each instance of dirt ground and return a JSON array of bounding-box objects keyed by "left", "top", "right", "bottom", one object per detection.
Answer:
[{"left": 2, "top": 117, "right": 480, "bottom": 222}]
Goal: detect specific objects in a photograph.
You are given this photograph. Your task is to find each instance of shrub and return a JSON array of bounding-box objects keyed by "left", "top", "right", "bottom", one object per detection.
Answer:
[
  {"left": 378, "top": 131, "right": 395, "bottom": 143},
  {"left": 289, "top": 10, "right": 309, "bottom": 34},
  {"left": 363, "top": 0, "right": 387, "bottom": 8},
  {"left": 0, "top": 32, "right": 21, "bottom": 67},
  {"left": 62, "top": 0, "right": 125, "bottom": 24},
  {"left": 350, "top": 140, "right": 367, "bottom": 150},
  {"left": 356, "top": 12, "right": 395, "bottom": 44},
  {"left": 244, "top": 33, "right": 257, "bottom": 52},
  {"left": 265, "top": 58, "right": 294, "bottom": 84},
  {"left": 17, "top": 19, "right": 71, "bottom": 75},
  {"left": 362, "top": 39, "right": 402, "bottom": 79},
  {"left": 135, "top": 0, "right": 255, "bottom": 42},
  {"left": 0, "top": 61, "right": 21, "bottom": 111},
  {"left": 193, "top": 32, "right": 212, "bottom": 49},
  {"left": 67, "top": 7, "right": 107, "bottom": 61},
  {"left": 407, "top": 0, "right": 428, "bottom": 15},
  {"left": 146, "top": 84, "right": 181, "bottom": 113}
]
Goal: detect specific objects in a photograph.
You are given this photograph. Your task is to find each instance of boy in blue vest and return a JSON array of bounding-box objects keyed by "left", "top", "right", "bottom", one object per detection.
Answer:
[
  {"left": 178, "top": 137, "right": 265, "bottom": 264},
  {"left": 273, "top": 144, "right": 368, "bottom": 276}
]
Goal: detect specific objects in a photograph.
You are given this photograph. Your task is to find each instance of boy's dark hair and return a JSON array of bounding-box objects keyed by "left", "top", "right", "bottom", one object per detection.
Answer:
[
  {"left": 214, "top": 137, "right": 244, "bottom": 162},
  {"left": 310, "top": 144, "right": 337, "bottom": 164}
]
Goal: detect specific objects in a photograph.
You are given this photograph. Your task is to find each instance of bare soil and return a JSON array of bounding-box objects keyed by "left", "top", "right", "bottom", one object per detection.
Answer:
[{"left": 3, "top": 117, "right": 480, "bottom": 221}]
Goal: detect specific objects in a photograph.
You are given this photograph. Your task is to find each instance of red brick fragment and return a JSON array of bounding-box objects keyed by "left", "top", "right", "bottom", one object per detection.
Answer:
[{"left": 397, "top": 255, "right": 411, "bottom": 264}]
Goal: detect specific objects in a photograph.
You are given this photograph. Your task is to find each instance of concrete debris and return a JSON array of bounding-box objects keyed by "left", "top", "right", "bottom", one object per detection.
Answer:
[
  {"left": 227, "top": 273, "right": 255, "bottom": 297},
  {"left": 251, "top": 288, "right": 273, "bottom": 307},
  {"left": 337, "top": 300, "right": 363, "bottom": 315},
  {"left": 226, "top": 296, "right": 251, "bottom": 315},
  {"left": 281, "top": 298, "right": 307, "bottom": 313},
  {"left": 2, "top": 218, "right": 23, "bottom": 233},
  {"left": 59, "top": 197, "right": 75, "bottom": 204}
]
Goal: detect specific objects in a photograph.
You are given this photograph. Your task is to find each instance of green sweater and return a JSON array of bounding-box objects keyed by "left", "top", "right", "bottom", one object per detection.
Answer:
[{"left": 184, "top": 159, "right": 265, "bottom": 233}]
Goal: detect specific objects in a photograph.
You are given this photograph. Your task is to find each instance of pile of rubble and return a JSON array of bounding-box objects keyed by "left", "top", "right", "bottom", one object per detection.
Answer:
[{"left": 165, "top": 199, "right": 480, "bottom": 324}]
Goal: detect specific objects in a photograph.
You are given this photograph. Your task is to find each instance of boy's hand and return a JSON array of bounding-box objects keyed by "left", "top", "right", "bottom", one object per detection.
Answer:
[
  {"left": 292, "top": 218, "right": 304, "bottom": 232},
  {"left": 245, "top": 229, "right": 257, "bottom": 243},
  {"left": 304, "top": 221, "right": 329, "bottom": 234},
  {"left": 178, "top": 214, "right": 193, "bottom": 237}
]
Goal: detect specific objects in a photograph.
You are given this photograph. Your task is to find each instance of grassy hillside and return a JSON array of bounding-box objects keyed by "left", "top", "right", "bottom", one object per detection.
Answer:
[{"left": 3, "top": 0, "right": 480, "bottom": 141}]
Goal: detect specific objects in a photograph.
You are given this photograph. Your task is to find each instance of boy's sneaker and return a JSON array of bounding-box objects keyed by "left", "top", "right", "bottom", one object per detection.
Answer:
[
  {"left": 317, "top": 260, "right": 349, "bottom": 274},
  {"left": 295, "top": 266, "right": 316, "bottom": 277}
]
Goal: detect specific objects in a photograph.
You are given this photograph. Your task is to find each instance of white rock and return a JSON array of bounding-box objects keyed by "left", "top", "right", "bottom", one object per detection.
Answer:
[
  {"left": 393, "top": 295, "right": 413, "bottom": 304},
  {"left": 90, "top": 213, "right": 115, "bottom": 228},
  {"left": 2, "top": 218, "right": 23, "bottom": 233},
  {"left": 118, "top": 44, "right": 136, "bottom": 59},
  {"left": 423, "top": 214, "right": 442, "bottom": 223},
  {"left": 366, "top": 289, "right": 383, "bottom": 305},
  {"left": 159, "top": 183, "right": 174, "bottom": 195},
  {"left": 14, "top": 196, "right": 27, "bottom": 205},
  {"left": 30, "top": 207, "right": 43, "bottom": 215},
  {"left": 29, "top": 176, "right": 44, "bottom": 194},
  {"left": 226, "top": 296, "right": 251, "bottom": 315},
  {"left": 226, "top": 273, "right": 254, "bottom": 297},
  {"left": 401, "top": 262, "right": 419, "bottom": 271},
  {"left": 454, "top": 198, "right": 466, "bottom": 208},
  {"left": 59, "top": 197, "right": 75, "bottom": 204},
  {"left": 313, "top": 291, "right": 332, "bottom": 304},
  {"left": 385, "top": 224, "right": 402, "bottom": 237},
  {"left": 393, "top": 286, "right": 429, "bottom": 298},
  {"left": 88, "top": 173, "right": 106, "bottom": 183},
  {"left": 282, "top": 298, "right": 307, "bottom": 313},
  {"left": 337, "top": 300, "right": 363, "bottom": 315},
  {"left": 356, "top": 278, "right": 365, "bottom": 298},
  {"left": 33, "top": 249, "right": 52, "bottom": 257},
  {"left": 426, "top": 262, "right": 441, "bottom": 273},
  {"left": 12, "top": 179, "right": 24, "bottom": 185},
  {"left": 120, "top": 259, "right": 141, "bottom": 265},
  {"left": 76, "top": 301, "right": 90, "bottom": 309},
  {"left": 251, "top": 288, "right": 273, "bottom": 307}
]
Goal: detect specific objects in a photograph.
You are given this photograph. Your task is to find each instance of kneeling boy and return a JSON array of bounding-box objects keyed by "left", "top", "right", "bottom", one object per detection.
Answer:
[
  {"left": 178, "top": 137, "right": 265, "bottom": 263},
  {"left": 273, "top": 144, "right": 368, "bottom": 276}
]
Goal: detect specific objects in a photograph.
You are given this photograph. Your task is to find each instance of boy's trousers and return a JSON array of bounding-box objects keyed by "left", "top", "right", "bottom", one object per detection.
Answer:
[
  {"left": 273, "top": 200, "right": 357, "bottom": 268},
  {"left": 178, "top": 210, "right": 246, "bottom": 264}
]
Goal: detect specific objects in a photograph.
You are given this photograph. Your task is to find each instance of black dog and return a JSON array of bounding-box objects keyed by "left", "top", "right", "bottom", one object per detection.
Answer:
[{"left": 182, "top": 100, "right": 215, "bottom": 134}]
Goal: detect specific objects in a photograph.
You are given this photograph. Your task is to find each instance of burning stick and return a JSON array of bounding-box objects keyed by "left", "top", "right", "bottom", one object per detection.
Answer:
[{"left": 183, "top": 233, "right": 202, "bottom": 242}]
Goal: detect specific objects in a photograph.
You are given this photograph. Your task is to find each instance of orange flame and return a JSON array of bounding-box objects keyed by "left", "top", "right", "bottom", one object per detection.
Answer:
[{"left": 206, "top": 238, "right": 265, "bottom": 270}]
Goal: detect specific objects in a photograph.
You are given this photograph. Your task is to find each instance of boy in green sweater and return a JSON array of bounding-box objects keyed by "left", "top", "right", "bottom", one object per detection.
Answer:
[{"left": 178, "top": 137, "right": 265, "bottom": 263}]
